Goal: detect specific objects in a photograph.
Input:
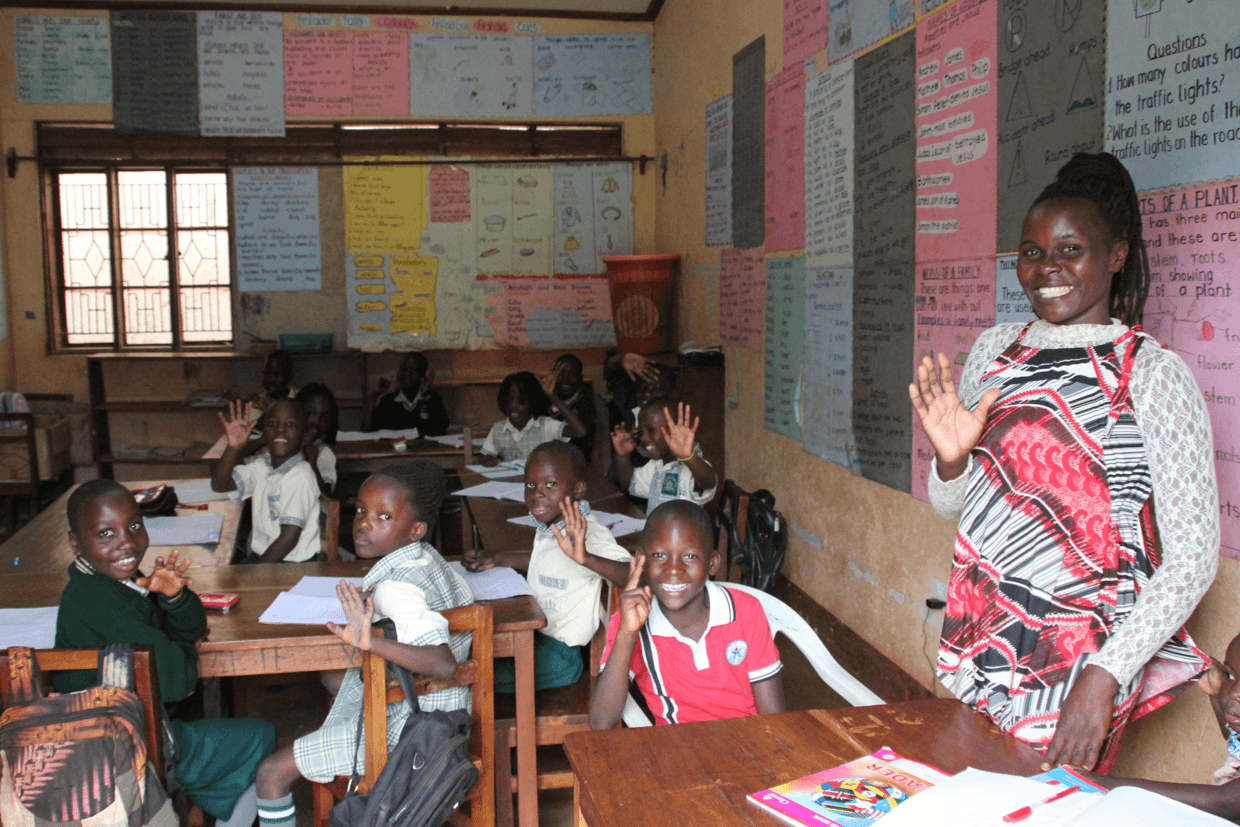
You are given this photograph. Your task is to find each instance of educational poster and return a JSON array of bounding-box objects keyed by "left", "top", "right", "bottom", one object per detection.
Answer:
[
  {"left": 914, "top": 0, "right": 998, "bottom": 262},
  {"left": 474, "top": 164, "right": 554, "bottom": 276},
  {"left": 995, "top": 254, "right": 1034, "bottom": 324},
  {"left": 533, "top": 34, "right": 653, "bottom": 116},
  {"left": 428, "top": 166, "right": 472, "bottom": 224},
  {"left": 554, "top": 162, "right": 635, "bottom": 274},
  {"left": 732, "top": 37, "right": 766, "bottom": 249},
  {"left": 828, "top": 0, "right": 915, "bottom": 64},
  {"left": 591, "top": 163, "right": 634, "bottom": 269},
  {"left": 910, "top": 258, "right": 995, "bottom": 501},
  {"left": 1105, "top": 0, "right": 1240, "bottom": 191},
  {"left": 111, "top": 11, "right": 199, "bottom": 136},
  {"left": 720, "top": 247, "right": 765, "bottom": 351},
  {"left": 409, "top": 34, "right": 534, "bottom": 118},
  {"left": 1139, "top": 177, "right": 1240, "bottom": 557},
  {"left": 784, "top": 0, "right": 827, "bottom": 65},
  {"left": 996, "top": 0, "right": 1105, "bottom": 251},
  {"left": 490, "top": 276, "right": 616, "bottom": 348},
  {"left": 233, "top": 167, "right": 321, "bottom": 292},
  {"left": 765, "top": 67, "right": 807, "bottom": 254},
  {"left": 198, "top": 12, "right": 284, "bottom": 137},
  {"left": 706, "top": 96, "right": 733, "bottom": 247},
  {"left": 805, "top": 60, "right": 854, "bottom": 269},
  {"left": 15, "top": 15, "right": 111, "bottom": 104},
  {"left": 343, "top": 160, "right": 427, "bottom": 256},
  {"left": 803, "top": 267, "right": 858, "bottom": 470},
  {"left": 852, "top": 263, "right": 914, "bottom": 493},
  {"left": 285, "top": 29, "right": 411, "bottom": 116},
  {"left": 764, "top": 256, "right": 806, "bottom": 441}
]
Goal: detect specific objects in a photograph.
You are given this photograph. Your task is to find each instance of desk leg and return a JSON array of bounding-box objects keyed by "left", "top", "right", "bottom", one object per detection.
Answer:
[
  {"left": 514, "top": 630, "right": 539, "bottom": 827},
  {"left": 203, "top": 677, "right": 222, "bottom": 718},
  {"left": 573, "top": 775, "right": 585, "bottom": 827}
]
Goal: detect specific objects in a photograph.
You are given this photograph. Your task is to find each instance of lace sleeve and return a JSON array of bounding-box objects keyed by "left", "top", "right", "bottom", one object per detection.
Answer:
[
  {"left": 1090, "top": 346, "right": 1220, "bottom": 685},
  {"left": 926, "top": 324, "right": 1022, "bottom": 519}
]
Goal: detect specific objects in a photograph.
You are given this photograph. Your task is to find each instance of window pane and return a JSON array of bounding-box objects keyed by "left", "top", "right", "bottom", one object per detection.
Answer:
[
  {"left": 65, "top": 289, "right": 114, "bottom": 344},
  {"left": 181, "top": 286, "right": 233, "bottom": 342},
  {"left": 120, "top": 230, "right": 169, "bottom": 288},
  {"left": 58, "top": 173, "right": 109, "bottom": 230},
  {"left": 176, "top": 172, "right": 228, "bottom": 227},
  {"left": 61, "top": 229, "right": 112, "bottom": 288},
  {"left": 177, "top": 229, "right": 230, "bottom": 287},
  {"left": 117, "top": 170, "right": 167, "bottom": 229},
  {"left": 122, "top": 288, "right": 172, "bottom": 346}
]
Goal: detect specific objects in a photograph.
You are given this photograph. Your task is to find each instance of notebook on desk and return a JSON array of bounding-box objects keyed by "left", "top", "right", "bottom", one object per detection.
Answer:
[{"left": 144, "top": 513, "right": 224, "bottom": 546}]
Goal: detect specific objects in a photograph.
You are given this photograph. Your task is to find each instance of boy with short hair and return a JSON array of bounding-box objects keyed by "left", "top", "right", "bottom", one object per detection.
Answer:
[
  {"left": 465, "top": 440, "right": 630, "bottom": 690},
  {"left": 612, "top": 398, "right": 718, "bottom": 514},
  {"left": 212, "top": 398, "right": 321, "bottom": 563},
  {"left": 54, "top": 480, "right": 275, "bottom": 827},
  {"left": 589, "top": 500, "right": 785, "bottom": 729},
  {"left": 549, "top": 354, "right": 597, "bottom": 459},
  {"left": 368, "top": 350, "right": 450, "bottom": 435}
]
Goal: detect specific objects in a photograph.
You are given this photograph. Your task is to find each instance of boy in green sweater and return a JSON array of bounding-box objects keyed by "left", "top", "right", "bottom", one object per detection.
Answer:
[{"left": 54, "top": 479, "right": 274, "bottom": 827}]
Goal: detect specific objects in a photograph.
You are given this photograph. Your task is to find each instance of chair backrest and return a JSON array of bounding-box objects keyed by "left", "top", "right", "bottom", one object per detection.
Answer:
[
  {"left": 362, "top": 601, "right": 494, "bottom": 827},
  {"left": 714, "top": 480, "right": 750, "bottom": 584},
  {"left": 0, "top": 646, "right": 166, "bottom": 775},
  {"left": 620, "top": 583, "right": 883, "bottom": 727},
  {"left": 588, "top": 580, "right": 622, "bottom": 685},
  {"left": 321, "top": 495, "right": 341, "bottom": 561}
]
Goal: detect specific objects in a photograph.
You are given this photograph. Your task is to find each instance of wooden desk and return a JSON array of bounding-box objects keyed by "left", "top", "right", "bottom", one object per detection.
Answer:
[
  {"left": 565, "top": 700, "right": 1045, "bottom": 827},
  {"left": 0, "top": 479, "right": 242, "bottom": 574}
]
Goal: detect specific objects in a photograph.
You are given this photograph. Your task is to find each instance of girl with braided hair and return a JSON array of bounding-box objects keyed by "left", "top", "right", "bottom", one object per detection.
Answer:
[{"left": 910, "top": 152, "right": 1218, "bottom": 772}]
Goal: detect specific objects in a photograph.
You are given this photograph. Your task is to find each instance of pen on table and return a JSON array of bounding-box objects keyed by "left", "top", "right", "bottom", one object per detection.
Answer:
[
  {"left": 178, "top": 503, "right": 210, "bottom": 510},
  {"left": 1002, "top": 785, "right": 1081, "bottom": 823}
]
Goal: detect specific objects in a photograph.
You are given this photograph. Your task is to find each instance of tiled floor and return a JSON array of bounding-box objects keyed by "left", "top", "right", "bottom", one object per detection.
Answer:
[{"left": 246, "top": 635, "right": 841, "bottom": 827}]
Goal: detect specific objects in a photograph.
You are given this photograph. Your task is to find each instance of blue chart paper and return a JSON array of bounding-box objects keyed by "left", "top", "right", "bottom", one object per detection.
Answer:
[
  {"left": 111, "top": 11, "right": 199, "bottom": 136},
  {"left": 828, "top": 0, "right": 914, "bottom": 64},
  {"left": 554, "top": 162, "right": 634, "bottom": 275},
  {"left": 534, "top": 34, "right": 653, "bottom": 116},
  {"left": 764, "top": 257, "right": 806, "bottom": 441},
  {"left": 410, "top": 34, "right": 534, "bottom": 118},
  {"left": 706, "top": 95, "right": 733, "bottom": 247},
  {"left": 15, "top": 15, "right": 112, "bottom": 104},
  {"left": 198, "top": 12, "right": 285, "bottom": 137},
  {"left": 803, "top": 267, "right": 858, "bottom": 470},
  {"left": 233, "top": 168, "right": 322, "bottom": 292},
  {"left": 995, "top": 254, "right": 1034, "bottom": 324}
]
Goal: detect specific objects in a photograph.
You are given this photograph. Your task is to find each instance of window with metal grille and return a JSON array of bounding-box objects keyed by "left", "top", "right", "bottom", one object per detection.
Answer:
[{"left": 54, "top": 168, "right": 232, "bottom": 348}]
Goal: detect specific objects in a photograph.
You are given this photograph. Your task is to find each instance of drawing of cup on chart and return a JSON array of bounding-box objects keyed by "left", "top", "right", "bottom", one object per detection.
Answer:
[
  {"left": 582, "top": 81, "right": 597, "bottom": 106},
  {"left": 484, "top": 215, "right": 506, "bottom": 232}
]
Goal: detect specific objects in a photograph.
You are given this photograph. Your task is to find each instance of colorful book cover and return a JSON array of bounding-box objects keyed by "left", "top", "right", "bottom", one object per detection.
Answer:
[{"left": 747, "top": 747, "right": 951, "bottom": 827}]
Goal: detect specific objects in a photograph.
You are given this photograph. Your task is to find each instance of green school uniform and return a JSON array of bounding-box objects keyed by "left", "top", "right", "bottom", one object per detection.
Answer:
[{"left": 54, "top": 560, "right": 274, "bottom": 821}]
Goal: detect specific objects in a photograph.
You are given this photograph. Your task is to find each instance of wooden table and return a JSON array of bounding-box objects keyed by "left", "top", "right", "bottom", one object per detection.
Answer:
[
  {"left": 0, "top": 479, "right": 242, "bottom": 574},
  {"left": 565, "top": 699, "right": 1045, "bottom": 827}
]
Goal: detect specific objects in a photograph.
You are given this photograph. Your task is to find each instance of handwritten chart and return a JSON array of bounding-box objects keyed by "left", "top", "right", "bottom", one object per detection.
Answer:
[
  {"left": 765, "top": 256, "right": 806, "bottom": 441},
  {"left": 706, "top": 96, "right": 733, "bottom": 247},
  {"left": 732, "top": 36, "right": 766, "bottom": 249},
  {"left": 1106, "top": 0, "right": 1240, "bottom": 191},
  {"left": 343, "top": 160, "right": 427, "bottom": 256},
  {"left": 805, "top": 60, "right": 854, "bottom": 269},
  {"left": 410, "top": 34, "right": 533, "bottom": 118},
  {"left": 783, "top": 0, "right": 827, "bottom": 65},
  {"left": 198, "top": 12, "right": 284, "bottom": 137},
  {"left": 765, "top": 66, "right": 807, "bottom": 254},
  {"left": 720, "top": 247, "right": 765, "bottom": 351},
  {"left": 533, "top": 34, "right": 653, "bottom": 116},
  {"left": 429, "top": 166, "right": 472, "bottom": 223},
  {"left": 994, "top": 254, "right": 1034, "bottom": 324},
  {"left": 554, "top": 162, "right": 634, "bottom": 275},
  {"left": 111, "top": 11, "right": 199, "bottom": 136},
  {"left": 233, "top": 167, "right": 321, "bottom": 292},
  {"left": 490, "top": 276, "right": 616, "bottom": 348},
  {"left": 15, "top": 15, "right": 111, "bottom": 104},
  {"left": 803, "top": 267, "right": 858, "bottom": 470},
  {"left": 474, "top": 164, "right": 553, "bottom": 277},
  {"left": 285, "top": 29, "right": 410, "bottom": 116},
  {"left": 914, "top": 0, "right": 997, "bottom": 262}
]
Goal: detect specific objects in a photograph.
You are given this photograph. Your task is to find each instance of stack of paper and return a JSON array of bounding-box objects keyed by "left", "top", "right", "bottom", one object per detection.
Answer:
[
  {"left": 454, "top": 481, "right": 526, "bottom": 501},
  {"left": 336, "top": 428, "right": 420, "bottom": 442},
  {"left": 145, "top": 513, "right": 224, "bottom": 546},
  {"left": 169, "top": 478, "right": 232, "bottom": 504},
  {"left": 425, "top": 434, "right": 487, "bottom": 448},
  {"left": 288, "top": 575, "right": 364, "bottom": 598},
  {"left": 258, "top": 592, "right": 347, "bottom": 625},
  {"left": 467, "top": 462, "right": 525, "bottom": 479},
  {"left": 449, "top": 562, "right": 533, "bottom": 600}
]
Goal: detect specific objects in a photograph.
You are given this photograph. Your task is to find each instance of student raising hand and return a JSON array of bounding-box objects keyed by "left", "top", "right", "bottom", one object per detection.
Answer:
[
  {"left": 219, "top": 399, "right": 257, "bottom": 449},
  {"left": 611, "top": 424, "right": 637, "bottom": 456},
  {"left": 136, "top": 549, "right": 192, "bottom": 598},
  {"left": 550, "top": 498, "right": 590, "bottom": 565},
  {"left": 327, "top": 580, "right": 374, "bottom": 651},
  {"left": 659, "top": 402, "right": 700, "bottom": 461},
  {"left": 618, "top": 553, "right": 652, "bottom": 633}
]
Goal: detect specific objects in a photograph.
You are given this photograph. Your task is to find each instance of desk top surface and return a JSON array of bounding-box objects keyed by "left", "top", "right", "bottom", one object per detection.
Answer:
[{"left": 564, "top": 700, "right": 1045, "bottom": 827}]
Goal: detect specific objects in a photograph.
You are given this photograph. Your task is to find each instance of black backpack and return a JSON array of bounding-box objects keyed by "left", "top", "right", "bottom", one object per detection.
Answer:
[
  {"left": 726, "top": 489, "right": 788, "bottom": 592},
  {"left": 329, "top": 632, "right": 477, "bottom": 827}
]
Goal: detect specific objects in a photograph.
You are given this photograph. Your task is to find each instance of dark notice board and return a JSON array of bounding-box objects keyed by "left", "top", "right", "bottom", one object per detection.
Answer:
[
  {"left": 731, "top": 36, "right": 766, "bottom": 249},
  {"left": 111, "top": 10, "right": 199, "bottom": 136}
]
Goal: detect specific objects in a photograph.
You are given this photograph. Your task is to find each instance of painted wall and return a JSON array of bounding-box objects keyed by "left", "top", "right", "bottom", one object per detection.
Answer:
[{"left": 652, "top": 0, "right": 1238, "bottom": 784}]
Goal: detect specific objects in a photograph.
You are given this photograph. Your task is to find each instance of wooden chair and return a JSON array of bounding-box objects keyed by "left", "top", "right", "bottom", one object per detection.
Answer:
[
  {"left": 0, "top": 395, "right": 74, "bottom": 533},
  {"left": 715, "top": 480, "right": 751, "bottom": 584},
  {"left": 321, "top": 495, "right": 341, "bottom": 560},
  {"left": 493, "top": 585, "right": 621, "bottom": 827},
  {"left": 311, "top": 602, "right": 495, "bottom": 827}
]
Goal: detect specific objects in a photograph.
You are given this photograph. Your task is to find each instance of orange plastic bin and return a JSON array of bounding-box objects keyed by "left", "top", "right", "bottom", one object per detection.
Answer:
[{"left": 604, "top": 254, "right": 680, "bottom": 355}]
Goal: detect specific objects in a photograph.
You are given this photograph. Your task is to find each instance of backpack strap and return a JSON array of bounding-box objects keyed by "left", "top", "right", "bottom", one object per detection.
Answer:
[
  {"left": 98, "top": 643, "right": 135, "bottom": 690},
  {"left": 6, "top": 646, "right": 43, "bottom": 705}
]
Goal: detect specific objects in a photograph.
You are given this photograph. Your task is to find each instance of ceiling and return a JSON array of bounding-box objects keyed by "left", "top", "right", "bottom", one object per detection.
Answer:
[{"left": 34, "top": 0, "right": 663, "bottom": 21}]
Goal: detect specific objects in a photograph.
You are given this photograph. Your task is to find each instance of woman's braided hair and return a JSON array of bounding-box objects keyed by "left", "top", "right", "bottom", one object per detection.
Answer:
[
  {"left": 1032, "top": 152, "right": 1150, "bottom": 327},
  {"left": 373, "top": 460, "right": 447, "bottom": 533}
]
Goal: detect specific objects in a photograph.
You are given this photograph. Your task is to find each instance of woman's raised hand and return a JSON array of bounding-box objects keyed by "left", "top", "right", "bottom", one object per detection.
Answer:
[{"left": 908, "top": 352, "right": 999, "bottom": 479}]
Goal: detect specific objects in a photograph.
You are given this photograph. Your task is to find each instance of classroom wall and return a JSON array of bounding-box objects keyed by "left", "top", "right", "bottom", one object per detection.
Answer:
[
  {"left": 653, "top": 0, "right": 1240, "bottom": 784},
  {"left": 0, "top": 9, "right": 656, "bottom": 418}
]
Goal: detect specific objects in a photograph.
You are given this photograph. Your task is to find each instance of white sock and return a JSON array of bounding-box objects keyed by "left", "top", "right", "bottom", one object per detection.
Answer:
[{"left": 221, "top": 784, "right": 258, "bottom": 827}]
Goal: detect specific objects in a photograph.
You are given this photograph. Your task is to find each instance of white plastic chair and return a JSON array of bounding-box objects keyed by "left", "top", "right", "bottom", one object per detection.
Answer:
[{"left": 621, "top": 582, "right": 884, "bottom": 727}]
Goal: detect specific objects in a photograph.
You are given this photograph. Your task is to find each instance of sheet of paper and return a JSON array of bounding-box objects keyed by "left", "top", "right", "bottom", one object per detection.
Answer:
[
  {"left": 258, "top": 592, "right": 347, "bottom": 625},
  {"left": 111, "top": 11, "right": 199, "bottom": 136},
  {"left": 454, "top": 481, "right": 526, "bottom": 501},
  {"left": 145, "top": 513, "right": 224, "bottom": 546},
  {"left": 915, "top": 0, "right": 998, "bottom": 262},
  {"left": 335, "top": 428, "right": 421, "bottom": 442},
  {"left": 879, "top": 768, "right": 1094, "bottom": 827},
  {"left": 425, "top": 434, "right": 486, "bottom": 448},
  {"left": 284, "top": 29, "right": 410, "bottom": 116},
  {"left": 720, "top": 247, "right": 765, "bottom": 351},
  {"left": 829, "top": 0, "right": 914, "bottom": 64},
  {"left": 448, "top": 561, "right": 533, "bottom": 600},
  {"left": 592, "top": 511, "right": 646, "bottom": 538},
  {"left": 554, "top": 162, "right": 634, "bottom": 275},
  {"left": 233, "top": 167, "right": 321, "bottom": 291},
  {"left": 169, "top": 478, "right": 231, "bottom": 503},
  {"left": 802, "top": 266, "right": 858, "bottom": 470},
  {"left": 783, "top": 0, "right": 827, "bottom": 65},
  {"left": 765, "top": 66, "right": 806, "bottom": 254},
  {"left": 533, "top": 34, "right": 653, "bottom": 116},
  {"left": 15, "top": 15, "right": 112, "bottom": 104},
  {"left": 410, "top": 34, "right": 534, "bottom": 118},
  {"left": 198, "top": 12, "right": 284, "bottom": 138},
  {"left": 0, "top": 606, "right": 58, "bottom": 649},
  {"left": 429, "top": 166, "right": 471, "bottom": 223},
  {"left": 1061, "top": 786, "right": 1232, "bottom": 826},
  {"left": 705, "top": 95, "right": 733, "bottom": 247},
  {"left": 474, "top": 164, "right": 554, "bottom": 277},
  {"left": 287, "top": 575, "right": 364, "bottom": 599},
  {"left": 344, "top": 160, "right": 427, "bottom": 256},
  {"left": 805, "top": 60, "right": 854, "bottom": 269},
  {"left": 765, "top": 256, "right": 806, "bottom": 441},
  {"left": 467, "top": 461, "right": 525, "bottom": 479},
  {"left": 995, "top": 254, "right": 1035, "bottom": 324},
  {"left": 732, "top": 36, "right": 766, "bottom": 249}
]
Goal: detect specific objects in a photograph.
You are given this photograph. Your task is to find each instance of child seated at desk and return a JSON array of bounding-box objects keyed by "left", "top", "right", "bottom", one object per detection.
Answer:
[
  {"left": 368, "top": 350, "right": 450, "bottom": 436},
  {"left": 612, "top": 398, "right": 718, "bottom": 513},
  {"left": 212, "top": 399, "right": 321, "bottom": 563},
  {"left": 589, "top": 500, "right": 785, "bottom": 729},
  {"left": 295, "top": 382, "right": 339, "bottom": 496},
  {"left": 254, "top": 460, "right": 473, "bottom": 827},
  {"left": 54, "top": 480, "right": 275, "bottom": 827},
  {"left": 249, "top": 350, "right": 296, "bottom": 423},
  {"left": 549, "top": 353, "right": 597, "bottom": 460},
  {"left": 465, "top": 440, "right": 630, "bottom": 691},
  {"left": 478, "top": 370, "right": 588, "bottom": 466}
]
